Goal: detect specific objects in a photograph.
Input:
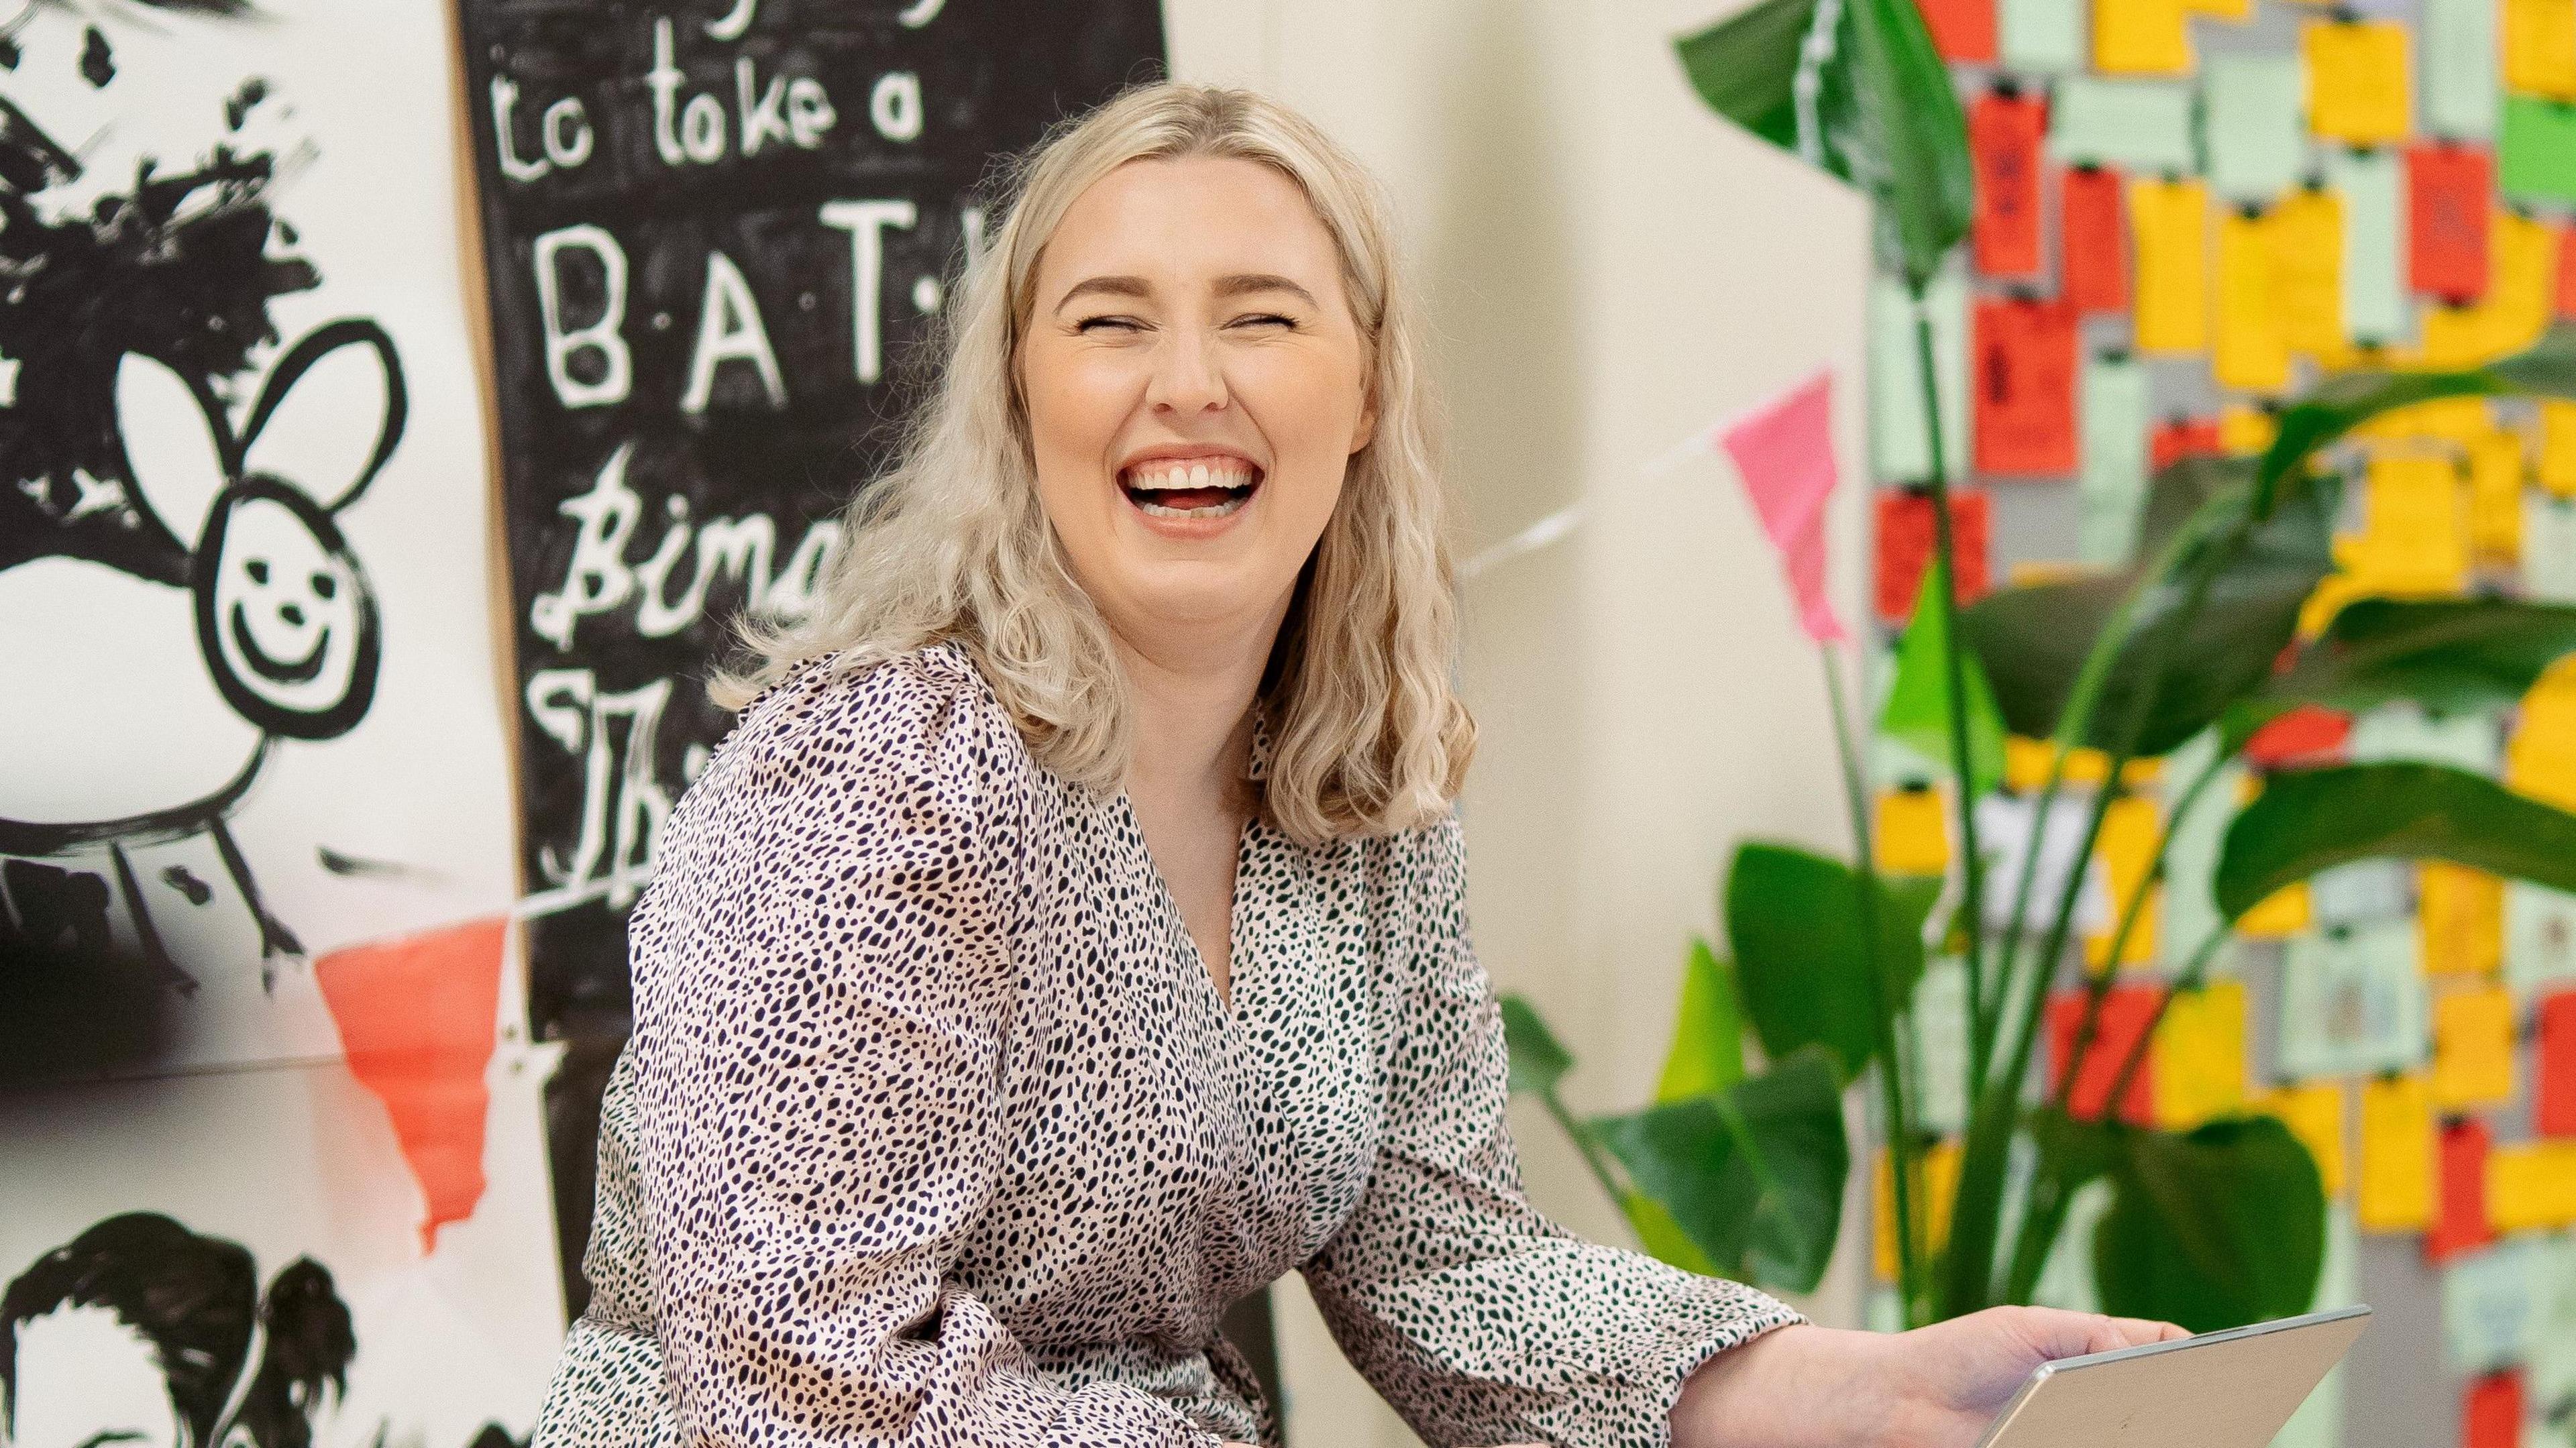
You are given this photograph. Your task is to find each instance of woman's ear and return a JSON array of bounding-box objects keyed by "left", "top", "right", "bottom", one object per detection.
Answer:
[{"left": 1350, "top": 380, "right": 1379, "bottom": 456}]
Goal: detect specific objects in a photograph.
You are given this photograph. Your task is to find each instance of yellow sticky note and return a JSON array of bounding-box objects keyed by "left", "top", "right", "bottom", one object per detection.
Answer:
[
  {"left": 2133, "top": 177, "right": 2211, "bottom": 355},
  {"left": 2306, "top": 20, "right": 2414, "bottom": 145},
  {"left": 2271, "top": 188, "right": 2346, "bottom": 357},
  {"left": 2300, "top": 571, "right": 2373, "bottom": 638},
  {"left": 2542, "top": 402, "right": 2576, "bottom": 498},
  {"left": 2214, "top": 207, "right": 2294, "bottom": 393},
  {"left": 2222, "top": 404, "right": 2280, "bottom": 456},
  {"left": 2359, "top": 1072, "right": 2436, "bottom": 1232},
  {"left": 2487, "top": 210, "right": 2560, "bottom": 356},
  {"left": 2489, "top": 1141, "right": 2576, "bottom": 1234},
  {"left": 1874, "top": 1139, "right": 1963, "bottom": 1281},
  {"left": 2422, "top": 864, "right": 2506, "bottom": 977},
  {"left": 2153, "top": 981, "right": 2249, "bottom": 1127},
  {"left": 2358, "top": 452, "right": 2472, "bottom": 595},
  {"left": 2239, "top": 881, "right": 2314, "bottom": 938},
  {"left": 2506, "top": 0, "right": 2576, "bottom": 100},
  {"left": 2469, "top": 430, "right": 2528, "bottom": 564},
  {"left": 1877, "top": 788, "right": 1950, "bottom": 876},
  {"left": 2359, "top": 396, "right": 2493, "bottom": 447},
  {"left": 2510, "top": 659, "right": 2576, "bottom": 809},
  {"left": 2096, "top": 0, "right": 2196, "bottom": 73},
  {"left": 2430, "top": 985, "right": 2517, "bottom": 1109},
  {"left": 2000, "top": 738, "right": 2159, "bottom": 792},
  {"left": 2261, "top": 1081, "right": 2347, "bottom": 1197},
  {"left": 2088, "top": 795, "right": 2163, "bottom": 969},
  {"left": 2189, "top": 0, "right": 2253, "bottom": 17}
]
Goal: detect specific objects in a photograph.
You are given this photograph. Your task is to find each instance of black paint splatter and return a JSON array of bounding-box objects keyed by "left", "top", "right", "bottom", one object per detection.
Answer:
[
  {"left": 78, "top": 26, "right": 113, "bottom": 88},
  {"left": 225, "top": 76, "right": 269, "bottom": 131},
  {"left": 161, "top": 864, "right": 215, "bottom": 904},
  {"left": 0, "top": 98, "right": 320, "bottom": 579}
]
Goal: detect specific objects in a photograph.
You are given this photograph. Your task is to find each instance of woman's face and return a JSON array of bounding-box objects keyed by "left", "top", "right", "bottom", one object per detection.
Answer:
[{"left": 1018, "top": 155, "right": 1376, "bottom": 660}]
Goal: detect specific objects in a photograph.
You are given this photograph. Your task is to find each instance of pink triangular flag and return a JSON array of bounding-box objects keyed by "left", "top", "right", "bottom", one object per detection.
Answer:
[
  {"left": 1716, "top": 371, "right": 1847, "bottom": 645},
  {"left": 316, "top": 917, "right": 506, "bottom": 1253}
]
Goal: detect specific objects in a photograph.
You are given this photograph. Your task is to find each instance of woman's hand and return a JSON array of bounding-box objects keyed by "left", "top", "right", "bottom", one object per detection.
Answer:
[{"left": 1671, "top": 1307, "right": 2189, "bottom": 1448}]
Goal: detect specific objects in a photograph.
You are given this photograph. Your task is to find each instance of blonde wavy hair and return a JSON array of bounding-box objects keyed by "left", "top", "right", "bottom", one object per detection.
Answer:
[{"left": 714, "top": 81, "right": 1474, "bottom": 845}]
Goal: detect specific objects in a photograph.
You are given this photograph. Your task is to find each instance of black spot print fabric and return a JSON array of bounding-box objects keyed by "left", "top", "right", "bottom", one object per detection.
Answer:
[{"left": 532, "top": 643, "right": 1799, "bottom": 1448}]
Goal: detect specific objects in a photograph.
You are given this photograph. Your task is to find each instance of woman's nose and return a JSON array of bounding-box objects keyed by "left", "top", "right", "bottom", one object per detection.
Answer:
[{"left": 1146, "top": 329, "right": 1228, "bottom": 416}]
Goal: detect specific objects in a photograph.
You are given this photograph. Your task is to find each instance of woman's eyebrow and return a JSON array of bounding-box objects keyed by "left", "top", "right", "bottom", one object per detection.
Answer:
[
  {"left": 1055, "top": 275, "right": 1152, "bottom": 313},
  {"left": 1213, "top": 273, "right": 1319, "bottom": 307}
]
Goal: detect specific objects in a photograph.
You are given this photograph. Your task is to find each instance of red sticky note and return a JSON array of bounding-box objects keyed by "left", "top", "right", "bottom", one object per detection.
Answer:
[
  {"left": 2428, "top": 1117, "right": 2496, "bottom": 1264},
  {"left": 1972, "top": 296, "right": 2080, "bottom": 476},
  {"left": 2540, "top": 992, "right": 2576, "bottom": 1135},
  {"left": 1874, "top": 487, "right": 1993, "bottom": 624},
  {"left": 2555, "top": 224, "right": 2576, "bottom": 321},
  {"left": 2150, "top": 414, "right": 2224, "bottom": 471},
  {"left": 2409, "top": 143, "right": 2496, "bottom": 302},
  {"left": 1972, "top": 90, "right": 2049, "bottom": 278},
  {"left": 2464, "top": 1370, "right": 2522, "bottom": 1448},
  {"left": 2062, "top": 165, "right": 2133, "bottom": 316},
  {"left": 2049, "top": 986, "right": 2157, "bottom": 1126},
  {"left": 315, "top": 916, "right": 508, "bottom": 1253},
  {"left": 2243, "top": 705, "right": 2353, "bottom": 768},
  {"left": 1916, "top": 0, "right": 1998, "bottom": 61}
]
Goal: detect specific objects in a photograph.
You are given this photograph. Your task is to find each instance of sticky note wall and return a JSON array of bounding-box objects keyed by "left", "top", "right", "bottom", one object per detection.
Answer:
[{"left": 1864, "top": 0, "right": 2576, "bottom": 1441}]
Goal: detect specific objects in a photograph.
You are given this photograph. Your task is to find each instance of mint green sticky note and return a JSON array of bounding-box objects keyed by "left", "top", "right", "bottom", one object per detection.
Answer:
[
  {"left": 2447, "top": 1239, "right": 2542, "bottom": 1375},
  {"left": 2504, "top": 96, "right": 2576, "bottom": 204},
  {"left": 2279, "top": 921, "right": 2430, "bottom": 1078},
  {"left": 2000, "top": 0, "right": 2086, "bottom": 73},
  {"left": 2324, "top": 148, "right": 2409, "bottom": 344},
  {"left": 2347, "top": 704, "right": 2502, "bottom": 774},
  {"left": 2051, "top": 78, "right": 2198, "bottom": 174},
  {"left": 2206, "top": 55, "right": 2310, "bottom": 201},
  {"left": 2031, "top": 1178, "right": 2114, "bottom": 1314},
  {"left": 2425, "top": 0, "right": 2502, "bottom": 140},
  {"left": 1911, "top": 957, "right": 1970, "bottom": 1134},
  {"left": 2508, "top": 881, "right": 2576, "bottom": 1001},
  {"left": 2078, "top": 352, "right": 2151, "bottom": 565},
  {"left": 1867, "top": 270, "right": 1971, "bottom": 484},
  {"left": 2528, "top": 495, "right": 2576, "bottom": 603},
  {"left": 2532, "top": 1235, "right": 2576, "bottom": 1416}
]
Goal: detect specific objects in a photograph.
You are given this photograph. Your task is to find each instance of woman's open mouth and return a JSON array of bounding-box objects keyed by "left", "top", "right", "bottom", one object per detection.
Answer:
[{"left": 1120, "top": 458, "right": 1263, "bottom": 520}]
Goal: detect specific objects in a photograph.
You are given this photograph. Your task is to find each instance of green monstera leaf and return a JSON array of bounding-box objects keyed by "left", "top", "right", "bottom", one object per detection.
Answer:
[
  {"left": 1676, "top": 0, "right": 1972, "bottom": 288},
  {"left": 1725, "top": 842, "right": 1942, "bottom": 1082},
  {"left": 1594, "top": 1048, "right": 1849, "bottom": 1292},
  {"left": 2216, "top": 763, "right": 2576, "bottom": 920}
]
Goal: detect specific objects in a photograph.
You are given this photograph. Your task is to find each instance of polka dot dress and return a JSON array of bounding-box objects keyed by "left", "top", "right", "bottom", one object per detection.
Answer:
[{"left": 532, "top": 643, "right": 1798, "bottom": 1448}]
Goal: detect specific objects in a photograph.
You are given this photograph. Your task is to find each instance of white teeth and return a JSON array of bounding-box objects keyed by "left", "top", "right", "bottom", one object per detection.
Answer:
[{"left": 1126, "top": 460, "right": 1254, "bottom": 490}]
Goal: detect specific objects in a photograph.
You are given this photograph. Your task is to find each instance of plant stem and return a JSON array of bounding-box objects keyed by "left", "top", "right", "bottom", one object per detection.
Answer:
[
  {"left": 1937, "top": 492, "right": 2245, "bottom": 1319},
  {"left": 2097, "top": 924, "right": 2235, "bottom": 1114},
  {"left": 2045, "top": 744, "right": 2229, "bottom": 1114},
  {"left": 1910, "top": 294, "right": 1992, "bottom": 1087},
  {"left": 1823, "top": 649, "right": 1925, "bottom": 1323},
  {"left": 1543, "top": 1088, "right": 1630, "bottom": 1210}
]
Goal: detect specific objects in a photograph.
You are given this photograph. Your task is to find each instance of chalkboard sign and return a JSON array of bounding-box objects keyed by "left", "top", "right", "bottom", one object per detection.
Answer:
[{"left": 455, "top": 0, "right": 1165, "bottom": 1046}]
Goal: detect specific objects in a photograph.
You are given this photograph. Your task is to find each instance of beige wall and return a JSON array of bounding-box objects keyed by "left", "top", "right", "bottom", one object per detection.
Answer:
[{"left": 1166, "top": 1, "right": 1878, "bottom": 1442}]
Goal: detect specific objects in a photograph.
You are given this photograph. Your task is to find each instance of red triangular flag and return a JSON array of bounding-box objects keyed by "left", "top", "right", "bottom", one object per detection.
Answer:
[{"left": 316, "top": 917, "right": 507, "bottom": 1252}]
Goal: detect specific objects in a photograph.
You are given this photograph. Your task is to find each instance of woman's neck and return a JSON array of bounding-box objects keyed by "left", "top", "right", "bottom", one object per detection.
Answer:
[{"left": 1112, "top": 626, "right": 1269, "bottom": 809}]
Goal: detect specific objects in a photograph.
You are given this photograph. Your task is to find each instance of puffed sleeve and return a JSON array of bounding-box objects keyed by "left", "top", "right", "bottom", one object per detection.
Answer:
[
  {"left": 1300, "top": 810, "right": 1803, "bottom": 1448},
  {"left": 626, "top": 652, "right": 1220, "bottom": 1448}
]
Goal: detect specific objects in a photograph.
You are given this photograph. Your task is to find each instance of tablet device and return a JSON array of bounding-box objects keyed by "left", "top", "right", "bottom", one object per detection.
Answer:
[{"left": 1975, "top": 1305, "right": 2371, "bottom": 1448}]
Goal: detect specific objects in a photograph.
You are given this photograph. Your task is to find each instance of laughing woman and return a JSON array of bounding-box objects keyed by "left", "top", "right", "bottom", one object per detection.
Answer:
[{"left": 533, "top": 82, "right": 2180, "bottom": 1448}]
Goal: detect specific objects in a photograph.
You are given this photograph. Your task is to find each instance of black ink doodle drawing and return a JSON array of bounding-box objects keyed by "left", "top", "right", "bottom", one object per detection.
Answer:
[{"left": 0, "top": 322, "right": 405, "bottom": 992}]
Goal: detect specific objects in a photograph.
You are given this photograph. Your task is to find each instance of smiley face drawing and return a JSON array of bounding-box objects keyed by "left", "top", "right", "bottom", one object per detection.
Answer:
[{"left": 0, "top": 320, "right": 402, "bottom": 983}]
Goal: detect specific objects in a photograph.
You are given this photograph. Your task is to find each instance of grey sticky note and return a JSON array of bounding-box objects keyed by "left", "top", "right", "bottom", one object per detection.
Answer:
[
  {"left": 2001, "top": 0, "right": 2087, "bottom": 74},
  {"left": 1867, "top": 270, "right": 1972, "bottom": 484},
  {"left": 2077, "top": 351, "right": 2153, "bottom": 564},
  {"left": 2205, "top": 54, "right": 2310, "bottom": 201},
  {"left": 2325, "top": 147, "right": 2410, "bottom": 344},
  {"left": 2050, "top": 77, "right": 2198, "bottom": 175},
  {"left": 2279, "top": 921, "right": 2431, "bottom": 1078},
  {"left": 2424, "top": 0, "right": 2502, "bottom": 140}
]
